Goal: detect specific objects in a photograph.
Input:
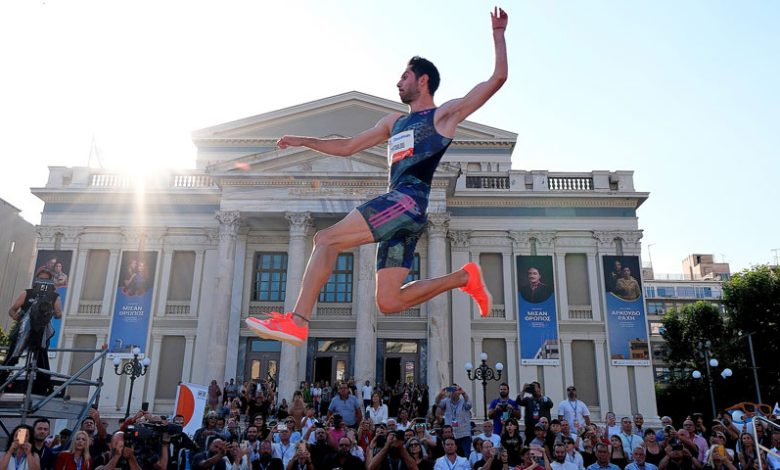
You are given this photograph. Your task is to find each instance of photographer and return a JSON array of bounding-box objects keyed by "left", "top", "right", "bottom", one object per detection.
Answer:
[
  {"left": 369, "top": 432, "right": 418, "bottom": 470},
  {"left": 93, "top": 432, "right": 142, "bottom": 470},
  {"left": 2, "top": 425, "right": 41, "bottom": 470},
  {"left": 1, "top": 269, "right": 62, "bottom": 395},
  {"left": 488, "top": 383, "right": 519, "bottom": 435},
  {"left": 516, "top": 382, "right": 554, "bottom": 444},
  {"left": 435, "top": 386, "right": 473, "bottom": 458},
  {"left": 285, "top": 442, "right": 314, "bottom": 470}
]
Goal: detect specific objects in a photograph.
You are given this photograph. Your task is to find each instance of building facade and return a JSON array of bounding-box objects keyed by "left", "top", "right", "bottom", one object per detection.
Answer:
[
  {"left": 32, "top": 92, "right": 657, "bottom": 420},
  {"left": 0, "top": 198, "right": 36, "bottom": 335}
]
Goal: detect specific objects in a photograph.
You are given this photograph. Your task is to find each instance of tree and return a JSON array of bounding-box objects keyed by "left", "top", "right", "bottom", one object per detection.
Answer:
[
  {"left": 722, "top": 265, "right": 780, "bottom": 403},
  {"left": 659, "top": 301, "right": 742, "bottom": 419}
]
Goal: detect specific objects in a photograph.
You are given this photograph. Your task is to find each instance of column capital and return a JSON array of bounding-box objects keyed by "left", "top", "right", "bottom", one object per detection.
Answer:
[
  {"left": 427, "top": 212, "right": 450, "bottom": 237},
  {"left": 36, "top": 225, "right": 83, "bottom": 244},
  {"left": 592, "top": 231, "right": 617, "bottom": 250},
  {"left": 285, "top": 212, "right": 313, "bottom": 237},
  {"left": 614, "top": 230, "right": 643, "bottom": 250},
  {"left": 529, "top": 231, "right": 557, "bottom": 250},
  {"left": 508, "top": 231, "right": 531, "bottom": 251},
  {"left": 448, "top": 230, "right": 472, "bottom": 250},
  {"left": 216, "top": 210, "right": 242, "bottom": 241}
]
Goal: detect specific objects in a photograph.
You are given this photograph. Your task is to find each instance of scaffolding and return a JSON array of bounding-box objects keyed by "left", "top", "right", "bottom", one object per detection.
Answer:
[{"left": 0, "top": 345, "right": 107, "bottom": 440}]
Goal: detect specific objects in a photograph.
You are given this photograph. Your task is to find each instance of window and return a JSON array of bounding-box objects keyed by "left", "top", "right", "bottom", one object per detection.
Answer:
[
  {"left": 386, "top": 341, "right": 418, "bottom": 354},
  {"left": 676, "top": 286, "right": 695, "bottom": 298},
  {"left": 317, "top": 340, "right": 350, "bottom": 353},
  {"left": 167, "top": 251, "right": 195, "bottom": 301},
  {"left": 565, "top": 254, "right": 590, "bottom": 305},
  {"left": 656, "top": 287, "right": 675, "bottom": 298},
  {"left": 649, "top": 321, "right": 664, "bottom": 335},
  {"left": 319, "top": 253, "right": 353, "bottom": 303},
  {"left": 82, "top": 250, "right": 110, "bottom": 301},
  {"left": 654, "top": 367, "right": 671, "bottom": 383},
  {"left": 404, "top": 254, "right": 421, "bottom": 284},
  {"left": 480, "top": 253, "right": 505, "bottom": 301},
  {"left": 695, "top": 287, "right": 713, "bottom": 298},
  {"left": 645, "top": 286, "right": 656, "bottom": 298},
  {"left": 253, "top": 253, "right": 288, "bottom": 302},
  {"left": 647, "top": 301, "right": 665, "bottom": 315}
]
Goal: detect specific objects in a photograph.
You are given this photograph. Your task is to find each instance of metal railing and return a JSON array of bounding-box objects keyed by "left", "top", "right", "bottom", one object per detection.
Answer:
[{"left": 753, "top": 416, "right": 780, "bottom": 470}]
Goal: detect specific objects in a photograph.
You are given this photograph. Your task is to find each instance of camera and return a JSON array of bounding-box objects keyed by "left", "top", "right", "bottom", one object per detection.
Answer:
[
  {"left": 524, "top": 384, "right": 535, "bottom": 394},
  {"left": 394, "top": 430, "right": 405, "bottom": 440}
]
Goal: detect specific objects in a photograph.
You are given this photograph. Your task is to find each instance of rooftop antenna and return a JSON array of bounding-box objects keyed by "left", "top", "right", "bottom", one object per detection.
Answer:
[
  {"left": 87, "top": 134, "right": 104, "bottom": 169},
  {"left": 771, "top": 248, "right": 779, "bottom": 266}
]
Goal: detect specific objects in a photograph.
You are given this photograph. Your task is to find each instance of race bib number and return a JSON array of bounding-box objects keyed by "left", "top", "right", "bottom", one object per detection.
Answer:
[{"left": 388, "top": 130, "right": 414, "bottom": 164}]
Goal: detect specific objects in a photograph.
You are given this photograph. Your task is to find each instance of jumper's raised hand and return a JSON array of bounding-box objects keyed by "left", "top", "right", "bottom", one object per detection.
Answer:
[{"left": 491, "top": 7, "right": 508, "bottom": 31}]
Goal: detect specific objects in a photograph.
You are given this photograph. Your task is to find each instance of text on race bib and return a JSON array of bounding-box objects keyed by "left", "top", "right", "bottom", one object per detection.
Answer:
[{"left": 388, "top": 130, "right": 414, "bottom": 164}]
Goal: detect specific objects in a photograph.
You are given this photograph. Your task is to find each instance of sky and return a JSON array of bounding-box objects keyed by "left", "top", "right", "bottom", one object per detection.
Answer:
[{"left": 1, "top": 0, "right": 778, "bottom": 275}]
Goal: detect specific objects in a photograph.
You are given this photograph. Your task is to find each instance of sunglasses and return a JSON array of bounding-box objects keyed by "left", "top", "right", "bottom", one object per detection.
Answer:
[{"left": 727, "top": 402, "right": 773, "bottom": 416}]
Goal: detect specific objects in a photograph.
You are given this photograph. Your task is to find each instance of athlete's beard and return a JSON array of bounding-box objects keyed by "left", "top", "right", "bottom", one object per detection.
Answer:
[
  {"left": 399, "top": 87, "right": 419, "bottom": 104},
  {"left": 500, "top": 391, "right": 509, "bottom": 399}
]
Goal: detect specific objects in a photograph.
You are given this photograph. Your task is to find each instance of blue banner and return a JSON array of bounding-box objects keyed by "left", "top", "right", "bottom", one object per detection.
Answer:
[
  {"left": 34, "top": 250, "right": 73, "bottom": 352},
  {"left": 517, "top": 256, "right": 560, "bottom": 365},
  {"left": 108, "top": 251, "right": 157, "bottom": 357},
  {"left": 602, "top": 255, "right": 650, "bottom": 366}
]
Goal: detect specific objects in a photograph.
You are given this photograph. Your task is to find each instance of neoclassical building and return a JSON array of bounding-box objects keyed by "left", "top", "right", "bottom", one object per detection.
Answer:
[{"left": 33, "top": 91, "right": 657, "bottom": 420}]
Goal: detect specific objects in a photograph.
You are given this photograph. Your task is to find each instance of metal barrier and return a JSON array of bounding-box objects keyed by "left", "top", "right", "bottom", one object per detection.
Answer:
[{"left": 752, "top": 416, "right": 780, "bottom": 470}]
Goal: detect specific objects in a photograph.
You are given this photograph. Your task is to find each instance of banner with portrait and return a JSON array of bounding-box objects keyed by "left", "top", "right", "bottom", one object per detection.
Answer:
[
  {"left": 33, "top": 250, "right": 73, "bottom": 352},
  {"left": 517, "top": 255, "right": 560, "bottom": 365},
  {"left": 108, "top": 251, "right": 157, "bottom": 357},
  {"left": 602, "top": 255, "right": 650, "bottom": 366}
]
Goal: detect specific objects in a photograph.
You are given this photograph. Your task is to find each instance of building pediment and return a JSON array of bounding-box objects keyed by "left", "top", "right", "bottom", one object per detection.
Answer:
[
  {"left": 207, "top": 145, "right": 389, "bottom": 175},
  {"left": 193, "top": 91, "right": 517, "bottom": 170}
]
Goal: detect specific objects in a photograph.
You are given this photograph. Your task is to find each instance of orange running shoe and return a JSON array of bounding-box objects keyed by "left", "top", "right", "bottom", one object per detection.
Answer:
[
  {"left": 459, "top": 262, "right": 493, "bottom": 317},
  {"left": 245, "top": 312, "right": 309, "bottom": 346}
]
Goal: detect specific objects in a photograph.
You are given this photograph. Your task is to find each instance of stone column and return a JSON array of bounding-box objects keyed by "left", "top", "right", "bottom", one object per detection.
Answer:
[
  {"left": 278, "top": 212, "right": 312, "bottom": 403},
  {"left": 448, "top": 230, "right": 472, "bottom": 388},
  {"left": 225, "top": 233, "right": 247, "bottom": 381},
  {"left": 354, "top": 244, "right": 378, "bottom": 384},
  {"left": 205, "top": 210, "right": 241, "bottom": 385},
  {"left": 426, "top": 212, "right": 450, "bottom": 394}
]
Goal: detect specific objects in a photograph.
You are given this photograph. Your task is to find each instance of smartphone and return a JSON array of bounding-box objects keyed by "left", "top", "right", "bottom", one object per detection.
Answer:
[
  {"left": 445, "top": 386, "right": 456, "bottom": 393},
  {"left": 15, "top": 428, "right": 29, "bottom": 445},
  {"left": 141, "top": 402, "right": 149, "bottom": 412},
  {"left": 716, "top": 445, "right": 725, "bottom": 457}
]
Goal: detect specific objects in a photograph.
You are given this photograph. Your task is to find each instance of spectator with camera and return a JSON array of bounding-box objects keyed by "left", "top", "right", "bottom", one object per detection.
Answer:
[
  {"left": 659, "top": 438, "right": 701, "bottom": 470},
  {"left": 2, "top": 425, "right": 40, "bottom": 470},
  {"left": 557, "top": 387, "right": 591, "bottom": 434},
  {"left": 517, "top": 382, "right": 554, "bottom": 444},
  {"left": 436, "top": 386, "right": 473, "bottom": 458},
  {"left": 93, "top": 431, "right": 142, "bottom": 470},
  {"left": 267, "top": 423, "right": 296, "bottom": 468},
  {"left": 473, "top": 441, "right": 507, "bottom": 470},
  {"left": 369, "top": 431, "right": 418, "bottom": 470},
  {"left": 488, "top": 383, "right": 519, "bottom": 435}
]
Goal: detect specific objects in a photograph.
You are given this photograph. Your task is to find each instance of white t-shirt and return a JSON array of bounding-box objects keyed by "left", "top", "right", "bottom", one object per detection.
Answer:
[
  {"left": 477, "top": 432, "right": 501, "bottom": 448},
  {"left": 362, "top": 385, "right": 373, "bottom": 400},
  {"left": 434, "top": 455, "right": 471, "bottom": 470},
  {"left": 366, "top": 404, "right": 388, "bottom": 424},
  {"left": 557, "top": 399, "right": 590, "bottom": 429}
]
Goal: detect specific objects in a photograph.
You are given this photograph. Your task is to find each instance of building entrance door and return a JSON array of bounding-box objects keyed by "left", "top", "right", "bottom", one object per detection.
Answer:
[
  {"left": 245, "top": 339, "right": 281, "bottom": 386},
  {"left": 312, "top": 339, "right": 351, "bottom": 384},
  {"left": 383, "top": 340, "right": 420, "bottom": 385}
]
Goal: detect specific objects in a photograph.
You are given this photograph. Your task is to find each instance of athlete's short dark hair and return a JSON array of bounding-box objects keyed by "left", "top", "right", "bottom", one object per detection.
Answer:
[{"left": 408, "top": 56, "right": 440, "bottom": 96}]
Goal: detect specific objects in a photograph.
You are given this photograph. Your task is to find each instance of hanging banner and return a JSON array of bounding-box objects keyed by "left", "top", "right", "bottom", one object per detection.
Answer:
[
  {"left": 33, "top": 250, "right": 73, "bottom": 352},
  {"left": 173, "top": 382, "right": 209, "bottom": 437},
  {"left": 108, "top": 251, "right": 157, "bottom": 357},
  {"left": 602, "top": 255, "right": 650, "bottom": 366},
  {"left": 517, "top": 255, "right": 560, "bottom": 365}
]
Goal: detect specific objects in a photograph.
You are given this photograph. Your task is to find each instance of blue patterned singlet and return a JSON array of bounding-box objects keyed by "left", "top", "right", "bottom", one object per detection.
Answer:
[{"left": 357, "top": 108, "right": 452, "bottom": 270}]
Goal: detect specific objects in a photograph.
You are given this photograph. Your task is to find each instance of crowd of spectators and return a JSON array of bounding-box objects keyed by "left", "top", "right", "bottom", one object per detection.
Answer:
[{"left": 2, "top": 378, "right": 778, "bottom": 470}]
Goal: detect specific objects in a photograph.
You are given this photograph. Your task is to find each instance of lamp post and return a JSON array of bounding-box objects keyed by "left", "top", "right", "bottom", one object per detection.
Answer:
[
  {"left": 465, "top": 352, "right": 504, "bottom": 421},
  {"left": 113, "top": 347, "right": 151, "bottom": 420},
  {"left": 692, "top": 341, "right": 731, "bottom": 420},
  {"left": 737, "top": 331, "right": 762, "bottom": 404}
]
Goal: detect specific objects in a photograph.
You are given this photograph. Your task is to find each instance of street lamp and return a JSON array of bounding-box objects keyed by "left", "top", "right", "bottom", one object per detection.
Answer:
[
  {"left": 692, "top": 341, "right": 730, "bottom": 420},
  {"left": 465, "top": 352, "right": 504, "bottom": 420},
  {"left": 113, "top": 347, "right": 151, "bottom": 420}
]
